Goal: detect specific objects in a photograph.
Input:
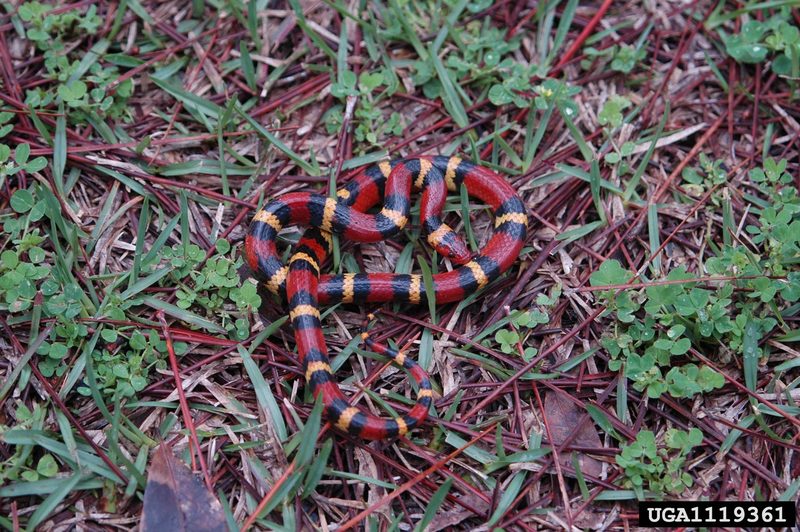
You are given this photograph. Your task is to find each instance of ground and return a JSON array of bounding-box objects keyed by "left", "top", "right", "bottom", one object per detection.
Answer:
[{"left": 1, "top": 0, "right": 799, "bottom": 530}]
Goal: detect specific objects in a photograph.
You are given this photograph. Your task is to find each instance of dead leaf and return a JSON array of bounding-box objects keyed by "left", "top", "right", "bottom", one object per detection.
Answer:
[
  {"left": 141, "top": 445, "right": 227, "bottom": 532},
  {"left": 543, "top": 391, "right": 604, "bottom": 478},
  {"left": 426, "top": 493, "right": 491, "bottom": 532},
  {"left": 355, "top": 447, "right": 389, "bottom": 522}
]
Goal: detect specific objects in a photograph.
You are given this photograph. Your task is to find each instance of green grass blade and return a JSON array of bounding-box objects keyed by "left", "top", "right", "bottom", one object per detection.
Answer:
[
  {"left": 418, "top": 257, "right": 436, "bottom": 323},
  {"left": 128, "top": 196, "right": 150, "bottom": 290},
  {"left": 24, "top": 472, "right": 84, "bottom": 531},
  {"left": 238, "top": 345, "right": 288, "bottom": 441},
  {"left": 53, "top": 103, "right": 67, "bottom": 197},
  {"left": 0, "top": 476, "right": 103, "bottom": 498},
  {"left": 287, "top": 0, "right": 336, "bottom": 59},
  {"left": 647, "top": 203, "right": 661, "bottom": 273},
  {"left": 414, "top": 477, "right": 453, "bottom": 532},
  {"left": 742, "top": 321, "right": 760, "bottom": 391},
  {"left": 623, "top": 101, "right": 669, "bottom": 201},
  {"left": 302, "top": 439, "right": 333, "bottom": 498},
  {"left": 239, "top": 42, "right": 257, "bottom": 92},
  {"left": 151, "top": 78, "right": 223, "bottom": 120},
  {"left": 545, "top": 0, "right": 578, "bottom": 67},
  {"left": 119, "top": 267, "right": 172, "bottom": 301},
  {"left": 237, "top": 105, "right": 321, "bottom": 175},
  {"left": 142, "top": 296, "right": 227, "bottom": 334},
  {"left": 555, "top": 220, "right": 605, "bottom": 244},
  {"left": 487, "top": 471, "right": 526, "bottom": 527},
  {"left": 295, "top": 394, "right": 323, "bottom": 467}
]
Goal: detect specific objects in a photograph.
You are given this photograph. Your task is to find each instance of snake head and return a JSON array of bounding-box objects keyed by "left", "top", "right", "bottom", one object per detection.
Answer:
[{"left": 427, "top": 223, "right": 473, "bottom": 264}]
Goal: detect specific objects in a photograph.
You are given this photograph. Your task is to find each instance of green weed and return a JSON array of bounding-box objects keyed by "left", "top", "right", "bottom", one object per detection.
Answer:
[
  {"left": 18, "top": 2, "right": 134, "bottom": 122},
  {"left": 616, "top": 428, "right": 703, "bottom": 499},
  {"left": 583, "top": 44, "right": 647, "bottom": 75},
  {"left": 719, "top": 8, "right": 800, "bottom": 79},
  {"left": 593, "top": 158, "right": 799, "bottom": 400},
  {"left": 487, "top": 286, "right": 560, "bottom": 362}
]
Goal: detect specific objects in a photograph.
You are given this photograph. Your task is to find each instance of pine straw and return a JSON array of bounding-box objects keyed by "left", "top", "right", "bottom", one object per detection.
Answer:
[{"left": 1, "top": 1, "right": 799, "bottom": 530}]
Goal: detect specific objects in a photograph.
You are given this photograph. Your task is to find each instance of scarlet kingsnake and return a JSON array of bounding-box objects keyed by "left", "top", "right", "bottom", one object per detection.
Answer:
[{"left": 245, "top": 156, "right": 528, "bottom": 440}]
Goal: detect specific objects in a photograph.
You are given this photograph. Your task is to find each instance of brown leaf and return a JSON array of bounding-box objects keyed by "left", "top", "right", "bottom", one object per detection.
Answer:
[
  {"left": 426, "top": 493, "right": 491, "bottom": 532},
  {"left": 141, "top": 445, "right": 227, "bottom": 532},
  {"left": 543, "top": 391, "right": 604, "bottom": 478}
]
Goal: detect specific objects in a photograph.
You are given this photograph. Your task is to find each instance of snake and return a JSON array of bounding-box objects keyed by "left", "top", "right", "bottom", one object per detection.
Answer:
[{"left": 244, "top": 156, "right": 527, "bottom": 440}]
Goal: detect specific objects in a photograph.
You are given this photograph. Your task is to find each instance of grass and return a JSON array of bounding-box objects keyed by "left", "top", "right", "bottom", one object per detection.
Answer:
[{"left": 1, "top": 0, "right": 800, "bottom": 530}]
